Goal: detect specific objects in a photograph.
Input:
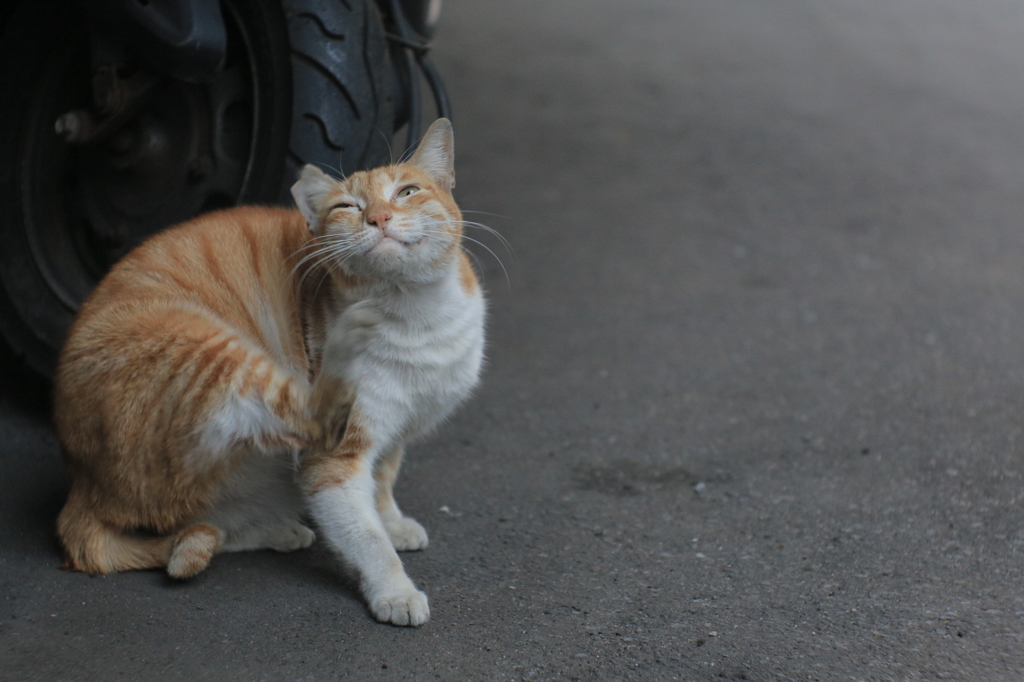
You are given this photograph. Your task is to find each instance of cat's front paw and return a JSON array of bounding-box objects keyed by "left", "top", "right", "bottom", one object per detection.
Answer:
[
  {"left": 370, "top": 587, "right": 430, "bottom": 626},
  {"left": 266, "top": 520, "right": 316, "bottom": 552},
  {"left": 384, "top": 517, "right": 429, "bottom": 551}
]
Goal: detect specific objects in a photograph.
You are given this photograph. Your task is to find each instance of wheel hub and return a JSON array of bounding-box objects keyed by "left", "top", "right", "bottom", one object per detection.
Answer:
[{"left": 35, "top": 16, "right": 255, "bottom": 302}]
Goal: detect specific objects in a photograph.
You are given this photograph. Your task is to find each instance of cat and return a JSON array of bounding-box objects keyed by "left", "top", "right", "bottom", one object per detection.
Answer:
[{"left": 53, "top": 118, "right": 485, "bottom": 626}]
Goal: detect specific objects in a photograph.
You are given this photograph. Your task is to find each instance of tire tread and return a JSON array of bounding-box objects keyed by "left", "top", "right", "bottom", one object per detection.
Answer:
[{"left": 283, "top": 0, "right": 394, "bottom": 183}]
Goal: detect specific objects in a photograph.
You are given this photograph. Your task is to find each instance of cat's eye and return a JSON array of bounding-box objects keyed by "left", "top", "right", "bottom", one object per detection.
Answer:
[
  {"left": 397, "top": 185, "right": 420, "bottom": 199},
  {"left": 329, "top": 202, "right": 359, "bottom": 212}
]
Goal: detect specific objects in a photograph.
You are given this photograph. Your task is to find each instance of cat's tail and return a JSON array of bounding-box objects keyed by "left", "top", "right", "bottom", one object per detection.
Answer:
[
  {"left": 56, "top": 485, "right": 216, "bottom": 577},
  {"left": 58, "top": 496, "right": 221, "bottom": 578}
]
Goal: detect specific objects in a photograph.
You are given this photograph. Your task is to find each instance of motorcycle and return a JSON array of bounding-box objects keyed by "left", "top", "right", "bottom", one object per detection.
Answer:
[{"left": 0, "top": 0, "right": 450, "bottom": 377}]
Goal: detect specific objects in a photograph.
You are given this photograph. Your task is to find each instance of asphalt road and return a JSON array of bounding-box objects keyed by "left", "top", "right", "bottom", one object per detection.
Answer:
[{"left": 5, "top": 0, "right": 1024, "bottom": 679}]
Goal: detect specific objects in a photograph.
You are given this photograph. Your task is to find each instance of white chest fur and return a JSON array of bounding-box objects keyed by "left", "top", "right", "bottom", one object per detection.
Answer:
[{"left": 332, "top": 267, "right": 485, "bottom": 451}]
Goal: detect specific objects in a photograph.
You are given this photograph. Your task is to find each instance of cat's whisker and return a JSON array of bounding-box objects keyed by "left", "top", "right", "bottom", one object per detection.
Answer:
[
  {"left": 289, "top": 237, "right": 359, "bottom": 279},
  {"left": 308, "top": 235, "right": 363, "bottom": 273},
  {"left": 458, "top": 234, "right": 511, "bottom": 289},
  {"left": 397, "top": 139, "right": 420, "bottom": 164},
  {"left": 300, "top": 240, "right": 361, "bottom": 289},
  {"left": 460, "top": 245, "right": 486, "bottom": 279},
  {"left": 295, "top": 246, "right": 353, "bottom": 287},
  {"left": 375, "top": 126, "right": 395, "bottom": 166},
  {"left": 290, "top": 233, "right": 347, "bottom": 253},
  {"left": 297, "top": 257, "right": 330, "bottom": 289},
  {"left": 290, "top": 246, "right": 341, "bottom": 280},
  {"left": 428, "top": 209, "right": 512, "bottom": 256},
  {"left": 310, "top": 265, "right": 335, "bottom": 300},
  {"left": 292, "top": 253, "right": 326, "bottom": 277},
  {"left": 422, "top": 212, "right": 513, "bottom": 259},
  {"left": 291, "top": 255, "right": 323, "bottom": 282},
  {"left": 288, "top": 235, "right": 348, "bottom": 264},
  {"left": 460, "top": 210, "right": 510, "bottom": 220},
  {"left": 315, "top": 161, "right": 347, "bottom": 182},
  {"left": 304, "top": 247, "right": 358, "bottom": 282},
  {"left": 451, "top": 220, "right": 514, "bottom": 257},
  {"left": 334, "top": 240, "right": 373, "bottom": 270},
  {"left": 332, "top": 253, "right": 360, "bottom": 273}
]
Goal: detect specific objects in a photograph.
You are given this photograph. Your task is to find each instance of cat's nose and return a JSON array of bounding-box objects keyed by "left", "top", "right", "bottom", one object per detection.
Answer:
[{"left": 366, "top": 210, "right": 392, "bottom": 229}]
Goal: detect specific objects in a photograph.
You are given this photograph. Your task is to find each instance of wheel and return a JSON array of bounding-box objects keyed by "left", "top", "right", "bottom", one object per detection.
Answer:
[
  {"left": 0, "top": 0, "right": 397, "bottom": 377},
  {"left": 282, "top": 0, "right": 396, "bottom": 189}
]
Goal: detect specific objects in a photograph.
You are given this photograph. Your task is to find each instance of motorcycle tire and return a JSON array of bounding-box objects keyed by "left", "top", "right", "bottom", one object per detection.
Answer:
[{"left": 0, "top": 0, "right": 396, "bottom": 379}]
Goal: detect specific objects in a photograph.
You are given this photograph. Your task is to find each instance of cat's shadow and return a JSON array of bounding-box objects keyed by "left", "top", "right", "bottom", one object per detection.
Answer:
[
  {"left": 161, "top": 542, "right": 364, "bottom": 606},
  {"left": 13, "top": 480, "right": 69, "bottom": 561},
  {"left": 0, "top": 399, "right": 70, "bottom": 563}
]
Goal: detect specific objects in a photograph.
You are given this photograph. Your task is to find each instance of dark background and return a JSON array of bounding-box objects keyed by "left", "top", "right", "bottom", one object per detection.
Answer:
[{"left": 5, "top": 0, "right": 1024, "bottom": 678}]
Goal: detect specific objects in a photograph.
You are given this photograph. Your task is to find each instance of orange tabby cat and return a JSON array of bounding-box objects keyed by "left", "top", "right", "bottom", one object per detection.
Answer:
[{"left": 54, "top": 119, "right": 486, "bottom": 626}]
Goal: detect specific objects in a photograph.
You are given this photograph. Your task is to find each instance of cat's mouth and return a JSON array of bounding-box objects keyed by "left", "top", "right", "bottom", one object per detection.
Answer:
[{"left": 370, "top": 233, "right": 424, "bottom": 250}]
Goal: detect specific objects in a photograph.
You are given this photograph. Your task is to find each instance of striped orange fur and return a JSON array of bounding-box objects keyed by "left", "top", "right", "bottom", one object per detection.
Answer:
[{"left": 55, "top": 206, "right": 329, "bottom": 573}]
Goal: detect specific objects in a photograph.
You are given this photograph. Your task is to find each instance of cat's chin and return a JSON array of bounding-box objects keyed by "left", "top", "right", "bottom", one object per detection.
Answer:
[{"left": 343, "top": 252, "right": 421, "bottom": 283}]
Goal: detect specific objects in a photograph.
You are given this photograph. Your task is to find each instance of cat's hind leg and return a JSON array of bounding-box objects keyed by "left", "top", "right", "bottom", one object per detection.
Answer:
[
  {"left": 165, "top": 454, "right": 315, "bottom": 579},
  {"left": 375, "top": 446, "right": 428, "bottom": 551},
  {"left": 203, "top": 450, "right": 315, "bottom": 555}
]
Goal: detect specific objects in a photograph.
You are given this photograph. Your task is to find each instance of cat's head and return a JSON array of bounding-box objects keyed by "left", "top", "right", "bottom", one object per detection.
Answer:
[{"left": 291, "top": 118, "right": 462, "bottom": 284}]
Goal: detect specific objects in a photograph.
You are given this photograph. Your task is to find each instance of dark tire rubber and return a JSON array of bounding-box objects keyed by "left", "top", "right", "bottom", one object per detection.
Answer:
[
  {"left": 0, "top": 0, "right": 397, "bottom": 378},
  {"left": 282, "top": 0, "right": 396, "bottom": 190}
]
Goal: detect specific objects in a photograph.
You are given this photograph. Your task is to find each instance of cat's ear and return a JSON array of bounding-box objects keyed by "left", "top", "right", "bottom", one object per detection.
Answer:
[
  {"left": 291, "top": 165, "right": 336, "bottom": 230},
  {"left": 409, "top": 118, "right": 455, "bottom": 192}
]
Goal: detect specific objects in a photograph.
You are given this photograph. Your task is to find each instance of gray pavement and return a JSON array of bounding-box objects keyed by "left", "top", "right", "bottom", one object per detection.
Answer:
[{"left": 5, "top": 0, "right": 1024, "bottom": 679}]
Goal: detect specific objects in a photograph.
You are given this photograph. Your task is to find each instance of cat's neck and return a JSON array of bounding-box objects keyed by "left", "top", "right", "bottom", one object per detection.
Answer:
[{"left": 341, "top": 256, "right": 470, "bottom": 327}]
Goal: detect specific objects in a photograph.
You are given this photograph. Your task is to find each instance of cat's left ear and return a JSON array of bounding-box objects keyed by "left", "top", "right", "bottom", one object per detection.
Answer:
[
  {"left": 409, "top": 118, "right": 455, "bottom": 192},
  {"left": 291, "top": 164, "right": 336, "bottom": 231}
]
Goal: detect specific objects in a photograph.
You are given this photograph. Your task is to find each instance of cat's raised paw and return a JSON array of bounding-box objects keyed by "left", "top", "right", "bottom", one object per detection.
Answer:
[
  {"left": 338, "top": 301, "right": 384, "bottom": 353},
  {"left": 341, "top": 300, "right": 385, "bottom": 330},
  {"left": 384, "top": 517, "right": 429, "bottom": 551},
  {"left": 370, "top": 587, "right": 430, "bottom": 626},
  {"left": 309, "top": 374, "right": 354, "bottom": 449}
]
